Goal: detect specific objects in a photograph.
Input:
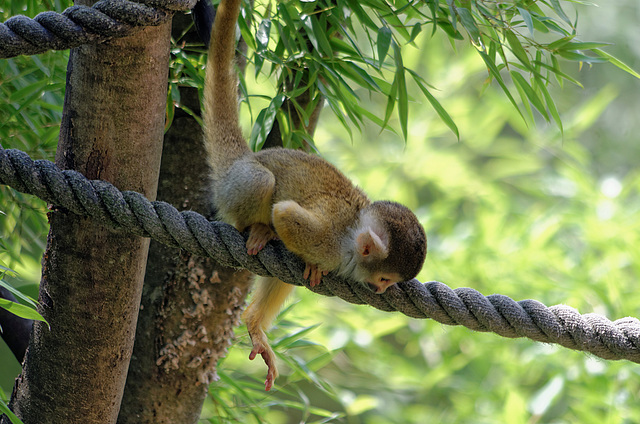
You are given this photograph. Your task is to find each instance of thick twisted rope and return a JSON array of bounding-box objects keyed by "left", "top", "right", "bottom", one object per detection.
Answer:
[
  {"left": 1, "top": 148, "right": 639, "bottom": 364},
  {"left": 0, "top": 0, "right": 196, "bottom": 59}
]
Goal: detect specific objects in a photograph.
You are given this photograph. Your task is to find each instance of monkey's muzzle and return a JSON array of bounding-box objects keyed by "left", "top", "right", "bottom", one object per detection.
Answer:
[{"left": 366, "top": 282, "right": 386, "bottom": 294}]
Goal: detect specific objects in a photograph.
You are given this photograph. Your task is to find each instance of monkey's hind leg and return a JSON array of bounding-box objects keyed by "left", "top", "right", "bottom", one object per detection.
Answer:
[
  {"left": 243, "top": 276, "right": 295, "bottom": 391},
  {"left": 215, "top": 158, "right": 277, "bottom": 254}
]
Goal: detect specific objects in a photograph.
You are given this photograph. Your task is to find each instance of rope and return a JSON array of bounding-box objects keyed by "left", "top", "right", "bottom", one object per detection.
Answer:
[
  {"left": 1, "top": 147, "right": 639, "bottom": 364},
  {"left": 0, "top": 0, "right": 196, "bottom": 59}
]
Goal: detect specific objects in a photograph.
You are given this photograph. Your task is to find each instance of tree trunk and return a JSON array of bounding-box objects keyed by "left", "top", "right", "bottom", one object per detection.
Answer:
[
  {"left": 116, "top": 83, "right": 252, "bottom": 423},
  {"left": 3, "top": 13, "right": 171, "bottom": 424},
  {"left": 115, "top": 12, "right": 252, "bottom": 423}
]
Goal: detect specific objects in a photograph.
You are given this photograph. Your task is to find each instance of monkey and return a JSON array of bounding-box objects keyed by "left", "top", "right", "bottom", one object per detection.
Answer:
[{"left": 203, "top": 0, "right": 427, "bottom": 391}]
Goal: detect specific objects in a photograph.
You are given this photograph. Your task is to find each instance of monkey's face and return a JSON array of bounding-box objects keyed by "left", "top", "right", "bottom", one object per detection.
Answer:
[
  {"left": 338, "top": 257, "right": 401, "bottom": 294},
  {"left": 364, "top": 201, "right": 427, "bottom": 283},
  {"left": 363, "top": 271, "right": 402, "bottom": 294}
]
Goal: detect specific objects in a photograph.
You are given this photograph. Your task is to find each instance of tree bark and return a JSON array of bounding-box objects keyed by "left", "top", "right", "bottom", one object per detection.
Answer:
[{"left": 4, "top": 14, "right": 171, "bottom": 424}]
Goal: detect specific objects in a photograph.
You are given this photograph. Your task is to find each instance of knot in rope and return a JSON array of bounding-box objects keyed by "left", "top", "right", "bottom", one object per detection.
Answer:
[
  {"left": 1, "top": 147, "right": 639, "bottom": 364},
  {"left": 0, "top": 0, "right": 196, "bottom": 58}
]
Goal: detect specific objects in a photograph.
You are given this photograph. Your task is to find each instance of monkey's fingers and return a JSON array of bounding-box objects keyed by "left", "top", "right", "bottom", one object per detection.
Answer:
[
  {"left": 304, "top": 263, "right": 320, "bottom": 286},
  {"left": 249, "top": 344, "right": 278, "bottom": 391},
  {"left": 246, "top": 223, "right": 277, "bottom": 255},
  {"left": 304, "top": 264, "right": 329, "bottom": 287},
  {"left": 264, "top": 357, "right": 277, "bottom": 391}
]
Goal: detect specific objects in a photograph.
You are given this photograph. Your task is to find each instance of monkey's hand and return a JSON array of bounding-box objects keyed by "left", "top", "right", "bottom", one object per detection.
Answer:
[
  {"left": 246, "top": 223, "right": 277, "bottom": 255},
  {"left": 248, "top": 330, "right": 279, "bottom": 391},
  {"left": 303, "top": 263, "right": 329, "bottom": 287}
]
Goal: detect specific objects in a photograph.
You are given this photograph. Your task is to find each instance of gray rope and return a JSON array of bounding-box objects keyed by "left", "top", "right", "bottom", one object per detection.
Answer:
[
  {"left": 1, "top": 147, "right": 639, "bottom": 364},
  {"left": 0, "top": 0, "right": 196, "bottom": 59}
]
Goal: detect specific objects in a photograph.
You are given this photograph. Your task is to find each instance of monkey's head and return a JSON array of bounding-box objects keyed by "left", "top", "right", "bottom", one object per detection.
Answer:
[{"left": 341, "top": 201, "right": 427, "bottom": 293}]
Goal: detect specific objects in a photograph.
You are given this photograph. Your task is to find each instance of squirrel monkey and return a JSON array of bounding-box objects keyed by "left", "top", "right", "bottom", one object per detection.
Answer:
[{"left": 204, "top": 0, "right": 427, "bottom": 391}]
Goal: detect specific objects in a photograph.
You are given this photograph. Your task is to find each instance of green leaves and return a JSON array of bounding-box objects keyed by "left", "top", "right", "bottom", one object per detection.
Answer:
[
  {"left": 438, "top": 1, "right": 640, "bottom": 132},
  {"left": 478, "top": 50, "right": 524, "bottom": 122},
  {"left": 238, "top": 0, "right": 470, "bottom": 143},
  {"left": 236, "top": 0, "right": 640, "bottom": 147},
  {"left": 376, "top": 27, "right": 392, "bottom": 67},
  {"left": 0, "top": 399, "right": 24, "bottom": 424},
  {"left": 0, "top": 280, "right": 47, "bottom": 324},
  {"left": 456, "top": 8, "right": 480, "bottom": 45},
  {"left": 409, "top": 69, "right": 459, "bottom": 140},
  {"left": 0, "top": 297, "right": 44, "bottom": 323},
  {"left": 392, "top": 42, "right": 409, "bottom": 141},
  {"left": 249, "top": 93, "right": 285, "bottom": 151},
  {"left": 593, "top": 48, "right": 640, "bottom": 79}
]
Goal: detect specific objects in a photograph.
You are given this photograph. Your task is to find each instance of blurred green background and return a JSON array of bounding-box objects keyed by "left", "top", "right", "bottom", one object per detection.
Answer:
[{"left": 2, "top": 1, "right": 640, "bottom": 423}]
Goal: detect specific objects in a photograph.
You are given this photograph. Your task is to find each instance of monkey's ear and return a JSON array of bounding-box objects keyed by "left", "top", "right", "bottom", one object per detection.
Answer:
[{"left": 355, "top": 229, "right": 388, "bottom": 260}]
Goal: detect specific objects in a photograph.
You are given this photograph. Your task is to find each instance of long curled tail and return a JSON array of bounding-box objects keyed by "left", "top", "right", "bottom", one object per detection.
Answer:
[{"left": 203, "top": 0, "right": 249, "bottom": 182}]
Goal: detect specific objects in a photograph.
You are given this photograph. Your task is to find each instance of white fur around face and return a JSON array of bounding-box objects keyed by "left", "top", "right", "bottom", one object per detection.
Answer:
[{"left": 337, "top": 209, "right": 389, "bottom": 283}]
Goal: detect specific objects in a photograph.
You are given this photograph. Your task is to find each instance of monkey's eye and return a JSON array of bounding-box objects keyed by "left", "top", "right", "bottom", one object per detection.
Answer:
[{"left": 379, "top": 277, "right": 390, "bottom": 283}]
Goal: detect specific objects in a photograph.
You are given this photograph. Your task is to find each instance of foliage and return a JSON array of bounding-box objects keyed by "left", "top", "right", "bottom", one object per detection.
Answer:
[
  {"left": 0, "top": 278, "right": 46, "bottom": 323},
  {"left": 0, "top": 0, "right": 71, "bottom": 400},
  {"left": 165, "top": 0, "right": 639, "bottom": 150},
  {"left": 225, "top": 0, "right": 638, "bottom": 148},
  {"left": 0, "top": 0, "right": 68, "bottom": 277},
  {"left": 300, "top": 97, "right": 640, "bottom": 423},
  {"left": 2, "top": 0, "right": 640, "bottom": 423}
]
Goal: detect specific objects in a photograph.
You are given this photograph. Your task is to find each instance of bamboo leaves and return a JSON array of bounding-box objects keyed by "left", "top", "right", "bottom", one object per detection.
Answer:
[{"left": 235, "top": 0, "right": 639, "bottom": 144}]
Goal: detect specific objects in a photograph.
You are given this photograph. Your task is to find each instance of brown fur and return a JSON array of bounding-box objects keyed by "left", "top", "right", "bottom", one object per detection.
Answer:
[{"left": 203, "top": 0, "right": 246, "bottom": 182}]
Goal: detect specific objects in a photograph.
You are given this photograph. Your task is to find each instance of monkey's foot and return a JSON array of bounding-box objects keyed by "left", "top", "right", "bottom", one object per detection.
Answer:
[
  {"left": 248, "top": 335, "right": 278, "bottom": 391},
  {"left": 246, "top": 223, "right": 277, "bottom": 255},
  {"left": 303, "top": 263, "right": 329, "bottom": 287}
]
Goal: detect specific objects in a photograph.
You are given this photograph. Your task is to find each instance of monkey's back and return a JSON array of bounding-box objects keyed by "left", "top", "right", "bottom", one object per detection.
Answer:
[{"left": 254, "top": 148, "right": 370, "bottom": 223}]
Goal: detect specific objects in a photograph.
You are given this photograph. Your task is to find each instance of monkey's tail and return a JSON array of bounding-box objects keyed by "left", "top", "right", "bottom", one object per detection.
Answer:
[{"left": 203, "top": 0, "right": 249, "bottom": 182}]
